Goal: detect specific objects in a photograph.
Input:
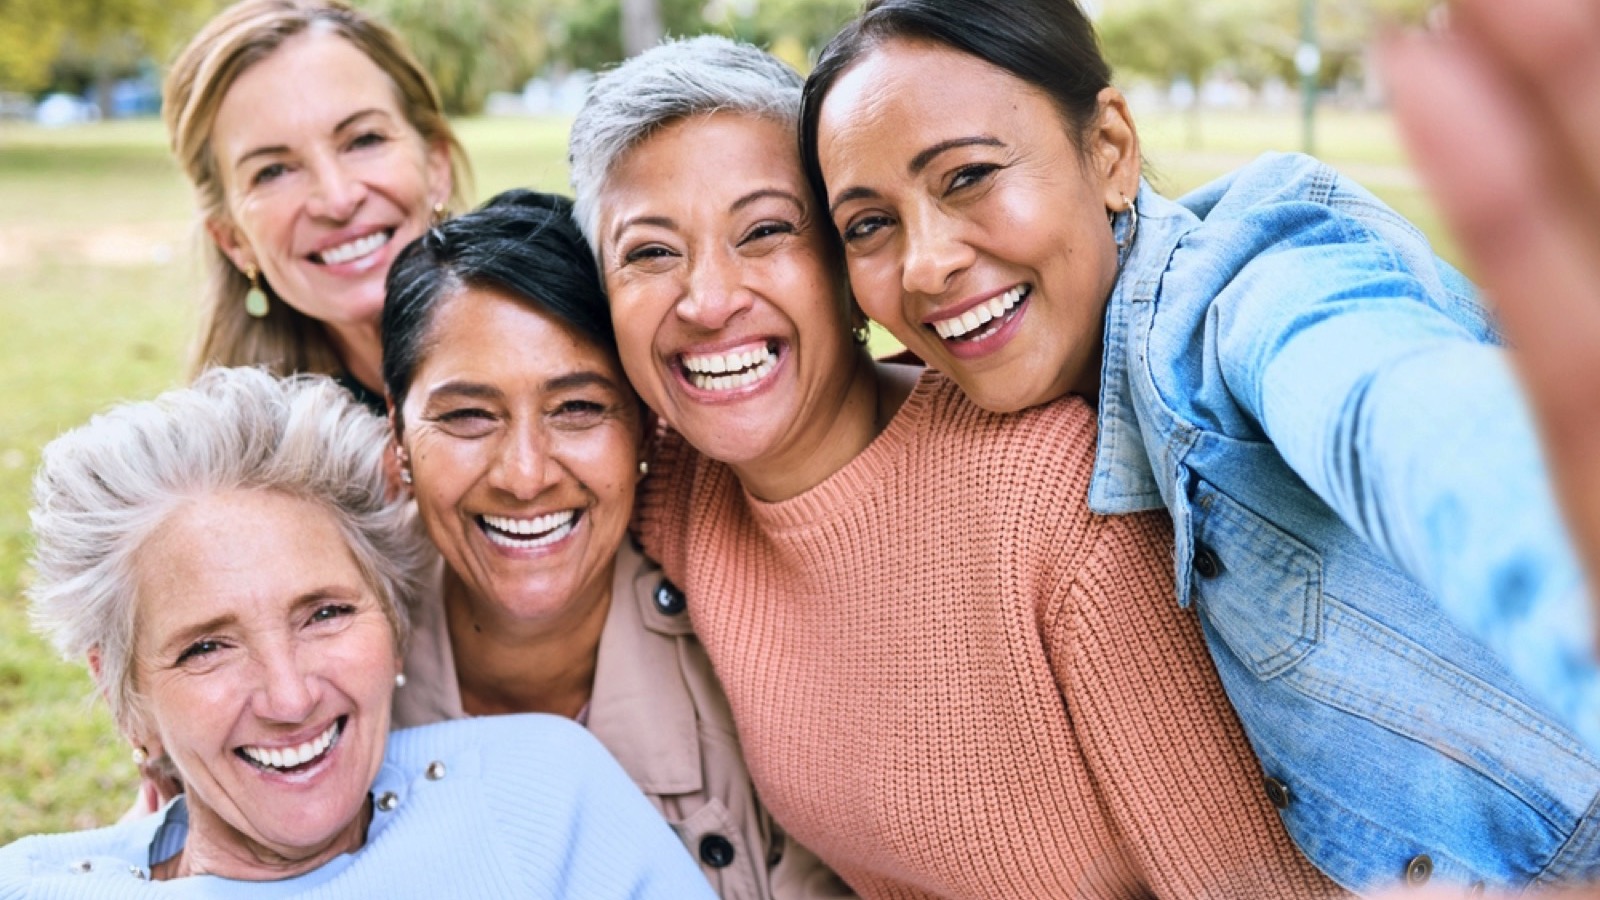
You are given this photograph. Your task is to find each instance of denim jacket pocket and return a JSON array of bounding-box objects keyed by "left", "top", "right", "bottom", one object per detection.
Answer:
[{"left": 1184, "top": 474, "right": 1323, "bottom": 680}]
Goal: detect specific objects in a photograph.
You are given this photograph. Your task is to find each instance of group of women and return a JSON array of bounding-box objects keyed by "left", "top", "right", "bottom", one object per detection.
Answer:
[{"left": 4, "top": 0, "right": 1598, "bottom": 896}]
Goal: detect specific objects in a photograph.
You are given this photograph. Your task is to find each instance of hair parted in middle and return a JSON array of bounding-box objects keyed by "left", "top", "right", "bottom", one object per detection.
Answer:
[{"left": 567, "top": 33, "right": 804, "bottom": 256}]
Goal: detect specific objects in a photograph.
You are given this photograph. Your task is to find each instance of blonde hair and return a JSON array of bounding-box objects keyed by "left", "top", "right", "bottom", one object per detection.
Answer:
[{"left": 162, "top": 0, "right": 472, "bottom": 380}]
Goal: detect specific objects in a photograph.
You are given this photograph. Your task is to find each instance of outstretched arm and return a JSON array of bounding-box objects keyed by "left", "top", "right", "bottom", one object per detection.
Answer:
[{"left": 1385, "top": 0, "right": 1600, "bottom": 622}]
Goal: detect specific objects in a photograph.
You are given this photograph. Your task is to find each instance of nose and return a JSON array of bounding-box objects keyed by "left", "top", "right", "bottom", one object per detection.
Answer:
[
  {"left": 678, "top": 248, "right": 755, "bottom": 331},
  {"left": 252, "top": 641, "right": 316, "bottom": 724},
  {"left": 487, "top": 420, "right": 558, "bottom": 501},
  {"left": 304, "top": 153, "right": 366, "bottom": 222},
  {"left": 900, "top": 205, "right": 975, "bottom": 298}
]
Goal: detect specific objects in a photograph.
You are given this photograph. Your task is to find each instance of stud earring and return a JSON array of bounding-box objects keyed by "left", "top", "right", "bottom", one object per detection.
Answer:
[
  {"left": 400, "top": 466, "right": 413, "bottom": 486},
  {"left": 395, "top": 672, "right": 407, "bottom": 689},
  {"left": 244, "top": 266, "right": 269, "bottom": 318},
  {"left": 431, "top": 202, "right": 447, "bottom": 225},
  {"left": 638, "top": 459, "right": 650, "bottom": 476},
  {"left": 131, "top": 746, "right": 149, "bottom": 766}
]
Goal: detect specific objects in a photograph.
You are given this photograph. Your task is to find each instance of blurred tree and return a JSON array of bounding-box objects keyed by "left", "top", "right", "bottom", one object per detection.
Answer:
[
  {"left": 0, "top": 0, "right": 220, "bottom": 102},
  {"left": 1098, "top": 0, "right": 1259, "bottom": 147},
  {"left": 620, "top": 0, "right": 663, "bottom": 57},
  {"left": 545, "top": 0, "right": 704, "bottom": 70},
  {"left": 361, "top": 0, "right": 552, "bottom": 114},
  {"left": 727, "top": 0, "right": 859, "bottom": 65}
]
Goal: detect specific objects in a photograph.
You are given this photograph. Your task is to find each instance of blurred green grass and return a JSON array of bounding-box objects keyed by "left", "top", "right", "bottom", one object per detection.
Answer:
[{"left": 0, "top": 107, "right": 1449, "bottom": 844}]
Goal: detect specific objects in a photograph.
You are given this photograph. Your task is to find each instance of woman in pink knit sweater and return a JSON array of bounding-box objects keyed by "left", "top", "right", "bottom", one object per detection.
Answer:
[{"left": 566, "top": 35, "right": 1339, "bottom": 900}]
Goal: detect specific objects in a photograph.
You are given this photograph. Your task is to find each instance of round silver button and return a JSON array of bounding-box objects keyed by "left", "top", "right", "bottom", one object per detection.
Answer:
[
  {"left": 376, "top": 791, "right": 400, "bottom": 811},
  {"left": 425, "top": 761, "right": 446, "bottom": 781}
]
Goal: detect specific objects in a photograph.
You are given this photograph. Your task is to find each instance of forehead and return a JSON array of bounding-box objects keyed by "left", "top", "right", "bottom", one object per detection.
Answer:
[
  {"left": 817, "top": 39, "right": 1058, "bottom": 169},
  {"left": 601, "top": 113, "right": 809, "bottom": 218},
  {"left": 411, "top": 285, "right": 620, "bottom": 389},
  {"left": 134, "top": 491, "right": 367, "bottom": 637},
  {"left": 211, "top": 29, "right": 407, "bottom": 154}
]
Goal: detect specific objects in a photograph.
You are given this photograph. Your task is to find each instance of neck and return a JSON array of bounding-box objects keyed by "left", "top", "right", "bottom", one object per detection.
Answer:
[
  {"left": 161, "top": 793, "right": 371, "bottom": 882},
  {"left": 444, "top": 568, "right": 610, "bottom": 720},
  {"left": 734, "top": 353, "right": 917, "bottom": 502},
  {"left": 324, "top": 321, "right": 384, "bottom": 396}
]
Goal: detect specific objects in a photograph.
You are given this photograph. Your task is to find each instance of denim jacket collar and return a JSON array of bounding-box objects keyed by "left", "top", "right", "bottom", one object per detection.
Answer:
[{"left": 1088, "top": 181, "right": 1195, "bottom": 516}]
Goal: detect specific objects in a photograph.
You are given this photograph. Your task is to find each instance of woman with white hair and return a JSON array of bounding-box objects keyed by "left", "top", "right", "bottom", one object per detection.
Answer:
[{"left": 2, "top": 367, "right": 711, "bottom": 896}]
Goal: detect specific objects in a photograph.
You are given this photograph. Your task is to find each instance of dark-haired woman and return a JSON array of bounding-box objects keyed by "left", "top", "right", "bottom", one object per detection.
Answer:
[
  {"left": 381, "top": 190, "right": 852, "bottom": 900},
  {"left": 802, "top": 0, "right": 1600, "bottom": 892}
]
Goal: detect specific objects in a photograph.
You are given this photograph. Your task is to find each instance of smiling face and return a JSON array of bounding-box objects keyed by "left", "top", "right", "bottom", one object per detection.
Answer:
[
  {"left": 207, "top": 27, "right": 451, "bottom": 349},
  {"left": 130, "top": 489, "right": 398, "bottom": 879},
  {"left": 817, "top": 39, "right": 1139, "bottom": 413},
  {"left": 597, "top": 112, "right": 868, "bottom": 497},
  {"left": 397, "top": 286, "right": 641, "bottom": 634}
]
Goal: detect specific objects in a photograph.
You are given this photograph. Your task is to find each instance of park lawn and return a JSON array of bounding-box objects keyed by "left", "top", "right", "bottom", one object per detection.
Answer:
[{"left": 0, "top": 108, "right": 1447, "bottom": 845}]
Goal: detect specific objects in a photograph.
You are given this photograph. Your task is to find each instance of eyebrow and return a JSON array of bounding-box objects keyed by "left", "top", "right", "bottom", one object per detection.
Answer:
[
  {"left": 828, "top": 135, "right": 1006, "bottom": 218},
  {"left": 731, "top": 188, "right": 805, "bottom": 214},
  {"left": 423, "top": 380, "right": 503, "bottom": 404},
  {"left": 159, "top": 613, "right": 238, "bottom": 659},
  {"left": 546, "top": 371, "right": 624, "bottom": 394},
  {"left": 230, "top": 107, "right": 391, "bottom": 173}
]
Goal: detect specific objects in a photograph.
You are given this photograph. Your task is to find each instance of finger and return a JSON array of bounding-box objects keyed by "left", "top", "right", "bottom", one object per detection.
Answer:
[{"left": 1449, "top": 0, "right": 1600, "bottom": 212}]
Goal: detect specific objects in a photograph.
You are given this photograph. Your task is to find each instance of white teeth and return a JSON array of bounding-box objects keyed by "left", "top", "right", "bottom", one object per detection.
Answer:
[
  {"left": 683, "top": 344, "right": 778, "bottom": 392},
  {"left": 318, "top": 231, "right": 389, "bottom": 265},
  {"left": 242, "top": 720, "right": 340, "bottom": 771},
  {"left": 480, "top": 510, "right": 578, "bottom": 549},
  {"left": 932, "top": 285, "right": 1027, "bottom": 340}
]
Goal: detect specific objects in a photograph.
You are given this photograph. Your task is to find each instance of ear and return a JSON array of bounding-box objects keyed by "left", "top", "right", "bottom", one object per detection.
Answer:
[
  {"left": 1086, "top": 87, "right": 1142, "bottom": 210},
  {"left": 206, "top": 215, "right": 255, "bottom": 275},
  {"left": 425, "top": 139, "right": 454, "bottom": 212},
  {"left": 93, "top": 646, "right": 166, "bottom": 762}
]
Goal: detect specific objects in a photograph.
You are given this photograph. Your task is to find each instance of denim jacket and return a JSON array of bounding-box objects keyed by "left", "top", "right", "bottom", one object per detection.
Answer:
[{"left": 1090, "top": 152, "right": 1600, "bottom": 892}]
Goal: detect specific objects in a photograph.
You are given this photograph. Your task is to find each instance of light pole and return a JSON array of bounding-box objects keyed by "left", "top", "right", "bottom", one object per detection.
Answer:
[{"left": 1297, "top": 0, "right": 1320, "bottom": 155}]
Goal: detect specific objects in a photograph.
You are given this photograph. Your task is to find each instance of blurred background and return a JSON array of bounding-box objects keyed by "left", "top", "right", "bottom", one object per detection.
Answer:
[{"left": 0, "top": 0, "right": 1446, "bottom": 843}]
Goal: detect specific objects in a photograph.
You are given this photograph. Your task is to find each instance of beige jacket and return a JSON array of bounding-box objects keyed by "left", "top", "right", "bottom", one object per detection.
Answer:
[{"left": 394, "top": 541, "right": 854, "bottom": 900}]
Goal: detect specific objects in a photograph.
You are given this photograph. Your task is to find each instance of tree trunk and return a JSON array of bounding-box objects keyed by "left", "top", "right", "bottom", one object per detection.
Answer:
[{"left": 620, "top": 0, "right": 664, "bottom": 58}]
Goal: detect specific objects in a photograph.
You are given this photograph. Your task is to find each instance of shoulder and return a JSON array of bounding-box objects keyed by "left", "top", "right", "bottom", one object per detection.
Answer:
[{"left": 0, "top": 818, "right": 151, "bottom": 894}]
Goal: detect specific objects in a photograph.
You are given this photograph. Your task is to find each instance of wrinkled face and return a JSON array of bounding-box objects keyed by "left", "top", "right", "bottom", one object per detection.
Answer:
[
  {"left": 130, "top": 490, "right": 398, "bottom": 875},
  {"left": 208, "top": 28, "right": 451, "bottom": 342},
  {"left": 596, "top": 112, "right": 861, "bottom": 478},
  {"left": 398, "top": 286, "right": 642, "bottom": 631},
  {"left": 817, "top": 39, "right": 1137, "bottom": 412}
]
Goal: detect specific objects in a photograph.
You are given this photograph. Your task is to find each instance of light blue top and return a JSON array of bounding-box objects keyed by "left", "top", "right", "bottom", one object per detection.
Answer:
[
  {"left": 0, "top": 715, "right": 715, "bottom": 899},
  {"left": 1091, "top": 152, "right": 1600, "bottom": 892}
]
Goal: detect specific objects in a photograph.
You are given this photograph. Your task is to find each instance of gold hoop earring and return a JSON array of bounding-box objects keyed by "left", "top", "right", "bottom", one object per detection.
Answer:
[
  {"left": 244, "top": 266, "right": 269, "bottom": 318},
  {"left": 1113, "top": 194, "right": 1139, "bottom": 262}
]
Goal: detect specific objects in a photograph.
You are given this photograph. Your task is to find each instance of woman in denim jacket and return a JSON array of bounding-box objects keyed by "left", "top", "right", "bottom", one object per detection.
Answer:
[{"left": 800, "top": 0, "right": 1600, "bottom": 892}]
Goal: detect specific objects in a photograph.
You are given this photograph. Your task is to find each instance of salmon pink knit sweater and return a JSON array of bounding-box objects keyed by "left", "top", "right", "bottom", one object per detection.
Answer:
[{"left": 637, "top": 371, "right": 1339, "bottom": 900}]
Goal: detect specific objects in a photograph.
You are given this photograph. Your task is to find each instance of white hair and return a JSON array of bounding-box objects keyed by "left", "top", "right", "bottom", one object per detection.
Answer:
[
  {"left": 568, "top": 33, "right": 804, "bottom": 255},
  {"left": 27, "top": 367, "right": 429, "bottom": 736}
]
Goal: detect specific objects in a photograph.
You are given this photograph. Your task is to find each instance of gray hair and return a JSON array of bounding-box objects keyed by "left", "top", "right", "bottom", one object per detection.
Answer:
[
  {"left": 568, "top": 34, "right": 804, "bottom": 255},
  {"left": 27, "top": 366, "right": 429, "bottom": 738}
]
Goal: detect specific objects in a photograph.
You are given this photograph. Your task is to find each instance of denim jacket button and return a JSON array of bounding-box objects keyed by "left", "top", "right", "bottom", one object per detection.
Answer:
[
  {"left": 1193, "top": 545, "right": 1223, "bottom": 579},
  {"left": 1263, "top": 777, "right": 1292, "bottom": 809},
  {"left": 1404, "top": 854, "right": 1433, "bottom": 886}
]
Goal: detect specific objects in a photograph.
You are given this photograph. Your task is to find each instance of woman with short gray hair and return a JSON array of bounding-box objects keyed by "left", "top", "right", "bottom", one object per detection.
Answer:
[{"left": 5, "top": 366, "right": 713, "bottom": 895}]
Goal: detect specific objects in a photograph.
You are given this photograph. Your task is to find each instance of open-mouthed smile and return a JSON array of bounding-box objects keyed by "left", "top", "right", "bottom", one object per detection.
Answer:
[
  {"left": 677, "top": 340, "right": 780, "bottom": 393},
  {"left": 479, "top": 510, "right": 579, "bottom": 550},
  {"left": 237, "top": 717, "right": 343, "bottom": 773},
  {"left": 929, "top": 285, "right": 1030, "bottom": 342},
  {"left": 311, "top": 230, "right": 394, "bottom": 266}
]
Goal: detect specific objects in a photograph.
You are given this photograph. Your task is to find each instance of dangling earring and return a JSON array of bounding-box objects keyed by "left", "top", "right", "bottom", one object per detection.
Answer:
[
  {"left": 395, "top": 445, "right": 413, "bottom": 486},
  {"left": 1112, "top": 193, "right": 1139, "bottom": 264},
  {"left": 131, "top": 746, "right": 149, "bottom": 765},
  {"left": 244, "top": 265, "right": 269, "bottom": 318}
]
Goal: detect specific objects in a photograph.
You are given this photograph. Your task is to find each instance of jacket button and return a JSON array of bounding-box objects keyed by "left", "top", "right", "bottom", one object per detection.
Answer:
[
  {"left": 1263, "top": 777, "right": 1291, "bottom": 809},
  {"left": 1193, "top": 545, "right": 1223, "bottom": 579},
  {"left": 699, "top": 834, "right": 736, "bottom": 868},
  {"left": 654, "top": 580, "right": 687, "bottom": 615},
  {"left": 1404, "top": 854, "right": 1433, "bottom": 886}
]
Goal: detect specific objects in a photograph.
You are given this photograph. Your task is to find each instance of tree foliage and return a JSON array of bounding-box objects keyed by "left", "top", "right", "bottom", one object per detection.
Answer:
[
  {"left": 358, "top": 0, "right": 552, "bottom": 115},
  {"left": 0, "top": 0, "right": 220, "bottom": 94}
]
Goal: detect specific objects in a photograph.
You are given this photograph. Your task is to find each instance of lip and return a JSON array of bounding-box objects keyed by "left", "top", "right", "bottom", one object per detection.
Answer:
[
  {"left": 475, "top": 509, "right": 583, "bottom": 557},
  {"left": 922, "top": 284, "right": 1030, "bottom": 361},
  {"left": 305, "top": 225, "right": 400, "bottom": 274},
  {"left": 235, "top": 716, "right": 345, "bottom": 783},
  {"left": 667, "top": 338, "right": 787, "bottom": 403}
]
